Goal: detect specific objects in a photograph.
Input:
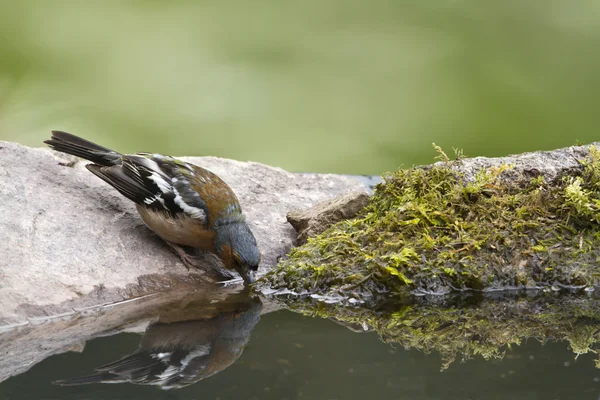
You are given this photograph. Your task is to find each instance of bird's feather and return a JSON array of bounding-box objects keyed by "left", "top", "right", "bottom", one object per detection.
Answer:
[
  {"left": 45, "top": 131, "right": 242, "bottom": 225},
  {"left": 45, "top": 130, "right": 121, "bottom": 166},
  {"left": 55, "top": 346, "right": 212, "bottom": 389}
]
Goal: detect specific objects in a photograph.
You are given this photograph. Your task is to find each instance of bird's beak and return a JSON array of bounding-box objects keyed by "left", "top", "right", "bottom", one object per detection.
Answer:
[{"left": 238, "top": 269, "right": 255, "bottom": 285}]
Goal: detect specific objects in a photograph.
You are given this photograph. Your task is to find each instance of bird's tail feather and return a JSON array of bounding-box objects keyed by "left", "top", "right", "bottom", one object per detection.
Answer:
[
  {"left": 44, "top": 130, "right": 122, "bottom": 166},
  {"left": 53, "top": 372, "right": 120, "bottom": 386}
]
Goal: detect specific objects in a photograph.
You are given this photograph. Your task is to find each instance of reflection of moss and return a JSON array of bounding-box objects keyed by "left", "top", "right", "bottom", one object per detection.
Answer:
[
  {"left": 273, "top": 293, "right": 600, "bottom": 370},
  {"left": 260, "top": 146, "right": 600, "bottom": 298}
]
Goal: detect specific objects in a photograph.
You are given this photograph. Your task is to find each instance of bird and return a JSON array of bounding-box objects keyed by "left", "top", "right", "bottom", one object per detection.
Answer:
[
  {"left": 54, "top": 291, "right": 263, "bottom": 389},
  {"left": 44, "top": 130, "right": 260, "bottom": 284}
]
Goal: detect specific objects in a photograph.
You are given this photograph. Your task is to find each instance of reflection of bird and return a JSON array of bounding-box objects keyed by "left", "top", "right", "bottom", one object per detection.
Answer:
[
  {"left": 54, "top": 295, "right": 262, "bottom": 389},
  {"left": 45, "top": 131, "right": 260, "bottom": 283}
]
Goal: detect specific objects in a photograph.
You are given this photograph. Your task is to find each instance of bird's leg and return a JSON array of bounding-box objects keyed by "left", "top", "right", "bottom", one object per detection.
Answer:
[
  {"left": 164, "top": 242, "right": 235, "bottom": 281},
  {"left": 165, "top": 241, "right": 203, "bottom": 270}
]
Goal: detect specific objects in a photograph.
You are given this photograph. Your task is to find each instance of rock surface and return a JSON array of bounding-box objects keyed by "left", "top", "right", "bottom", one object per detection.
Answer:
[
  {"left": 287, "top": 191, "right": 371, "bottom": 245},
  {"left": 0, "top": 141, "right": 367, "bottom": 325}
]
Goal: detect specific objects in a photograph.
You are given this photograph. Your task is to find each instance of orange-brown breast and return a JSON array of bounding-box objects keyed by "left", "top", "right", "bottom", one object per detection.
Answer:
[{"left": 136, "top": 205, "right": 215, "bottom": 250}]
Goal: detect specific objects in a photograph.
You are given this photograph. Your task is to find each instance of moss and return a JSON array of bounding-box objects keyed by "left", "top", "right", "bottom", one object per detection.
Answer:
[
  {"left": 259, "top": 145, "right": 600, "bottom": 298},
  {"left": 271, "top": 293, "right": 600, "bottom": 370}
]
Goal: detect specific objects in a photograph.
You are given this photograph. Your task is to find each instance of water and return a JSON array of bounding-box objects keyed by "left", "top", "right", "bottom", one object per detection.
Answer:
[{"left": 3, "top": 291, "right": 600, "bottom": 400}]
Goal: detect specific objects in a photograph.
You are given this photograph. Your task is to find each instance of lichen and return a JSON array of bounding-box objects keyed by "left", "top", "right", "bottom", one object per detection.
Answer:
[
  {"left": 270, "top": 293, "right": 600, "bottom": 370},
  {"left": 259, "top": 145, "right": 600, "bottom": 298}
]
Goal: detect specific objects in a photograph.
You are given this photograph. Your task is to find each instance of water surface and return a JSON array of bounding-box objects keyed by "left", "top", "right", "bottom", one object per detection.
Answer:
[{"left": 3, "top": 293, "right": 600, "bottom": 400}]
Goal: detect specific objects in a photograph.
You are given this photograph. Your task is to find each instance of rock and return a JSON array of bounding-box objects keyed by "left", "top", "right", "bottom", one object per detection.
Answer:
[
  {"left": 0, "top": 141, "right": 366, "bottom": 325},
  {"left": 346, "top": 175, "right": 383, "bottom": 194},
  {"left": 287, "top": 191, "right": 370, "bottom": 245}
]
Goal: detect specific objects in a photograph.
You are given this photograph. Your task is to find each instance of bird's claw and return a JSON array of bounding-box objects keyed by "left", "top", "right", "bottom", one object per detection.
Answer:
[{"left": 166, "top": 242, "right": 202, "bottom": 270}]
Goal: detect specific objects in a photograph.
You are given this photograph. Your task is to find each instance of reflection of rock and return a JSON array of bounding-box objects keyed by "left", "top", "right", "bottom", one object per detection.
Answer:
[
  {"left": 55, "top": 291, "right": 262, "bottom": 389},
  {"left": 60, "top": 342, "right": 86, "bottom": 354},
  {"left": 274, "top": 292, "right": 600, "bottom": 370},
  {"left": 0, "top": 284, "right": 280, "bottom": 383},
  {"left": 0, "top": 141, "right": 365, "bottom": 324},
  {"left": 287, "top": 191, "right": 370, "bottom": 245}
]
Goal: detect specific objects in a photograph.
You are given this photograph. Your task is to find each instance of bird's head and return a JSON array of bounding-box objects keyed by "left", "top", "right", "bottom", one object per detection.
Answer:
[{"left": 214, "top": 220, "right": 261, "bottom": 284}]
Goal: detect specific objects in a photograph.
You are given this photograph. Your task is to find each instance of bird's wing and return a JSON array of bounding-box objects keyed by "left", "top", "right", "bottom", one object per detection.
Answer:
[
  {"left": 87, "top": 153, "right": 212, "bottom": 223},
  {"left": 54, "top": 350, "right": 168, "bottom": 386},
  {"left": 156, "top": 346, "right": 214, "bottom": 389},
  {"left": 140, "top": 153, "right": 243, "bottom": 224},
  {"left": 86, "top": 164, "right": 157, "bottom": 207},
  {"left": 55, "top": 346, "right": 212, "bottom": 389}
]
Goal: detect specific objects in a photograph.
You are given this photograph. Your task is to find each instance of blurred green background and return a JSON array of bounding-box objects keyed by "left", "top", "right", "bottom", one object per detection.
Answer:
[{"left": 0, "top": 0, "right": 599, "bottom": 174}]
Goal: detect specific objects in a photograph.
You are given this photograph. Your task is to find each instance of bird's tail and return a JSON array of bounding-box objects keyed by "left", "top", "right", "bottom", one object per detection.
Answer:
[
  {"left": 53, "top": 372, "right": 120, "bottom": 386},
  {"left": 44, "top": 130, "right": 122, "bottom": 166}
]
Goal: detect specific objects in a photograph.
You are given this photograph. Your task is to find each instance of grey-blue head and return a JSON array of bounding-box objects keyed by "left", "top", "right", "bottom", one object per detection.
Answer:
[{"left": 214, "top": 220, "right": 261, "bottom": 284}]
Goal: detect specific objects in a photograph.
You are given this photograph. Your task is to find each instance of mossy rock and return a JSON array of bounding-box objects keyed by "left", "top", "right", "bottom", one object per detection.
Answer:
[{"left": 259, "top": 144, "right": 600, "bottom": 299}]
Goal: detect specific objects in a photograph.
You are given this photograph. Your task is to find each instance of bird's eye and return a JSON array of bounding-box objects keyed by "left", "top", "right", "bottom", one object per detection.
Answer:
[{"left": 250, "top": 264, "right": 259, "bottom": 271}]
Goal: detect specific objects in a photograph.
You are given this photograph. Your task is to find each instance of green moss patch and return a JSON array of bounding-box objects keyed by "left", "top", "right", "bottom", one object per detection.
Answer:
[
  {"left": 260, "top": 146, "right": 600, "bottom": 298},
  {"left": 272, "top": 293, "right": 600, "bottom": 369}
]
